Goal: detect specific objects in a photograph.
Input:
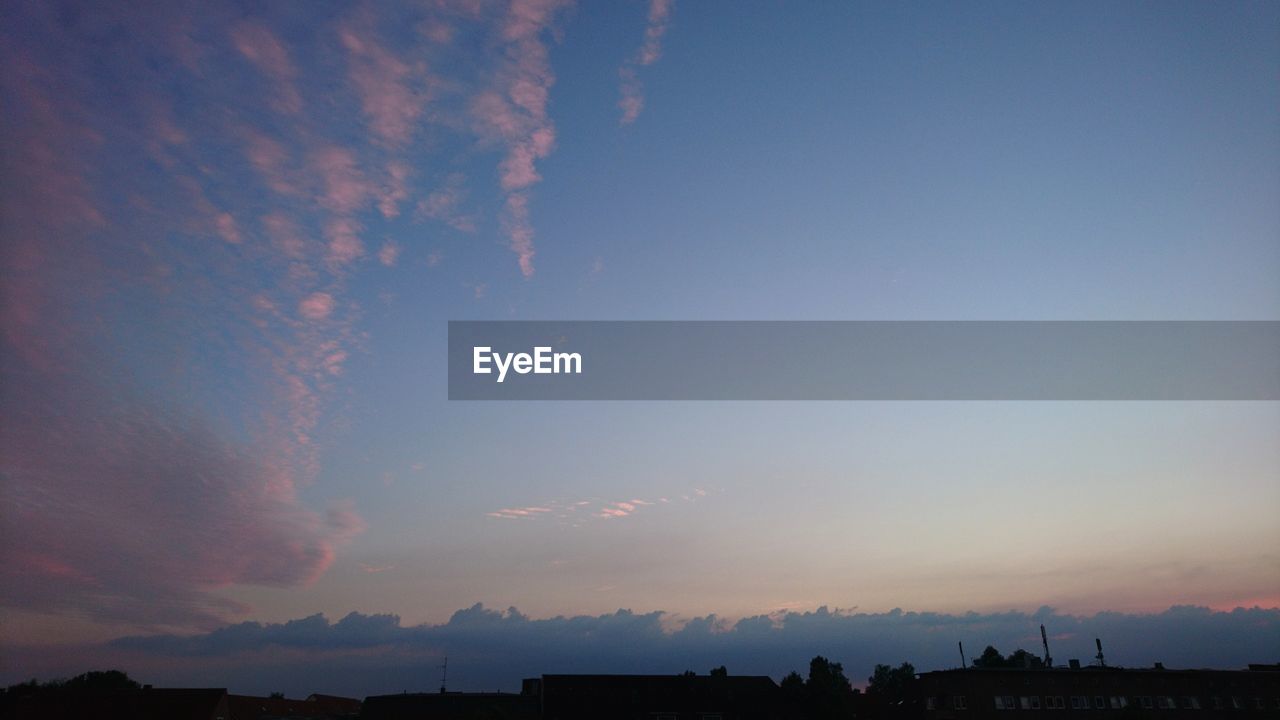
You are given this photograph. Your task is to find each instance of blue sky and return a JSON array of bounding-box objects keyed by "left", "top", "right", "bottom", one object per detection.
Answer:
[{"left": 1, "top": 0, "right": 1277, "bottom": 691}]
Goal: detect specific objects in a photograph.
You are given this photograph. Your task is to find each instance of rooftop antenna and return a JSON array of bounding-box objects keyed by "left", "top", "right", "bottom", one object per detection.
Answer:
[
  {"left": 1040, "top": 624, "right": 1053, "bottom": 668},
  {"left": 1095, "top": 638, "right": 1106, "bottom": 667},
  {"left": 959, "top": 641, "right": 968, "bottom": 669},
  {"left": 439, "top": 656, "right": 448, "bottom": 694}
]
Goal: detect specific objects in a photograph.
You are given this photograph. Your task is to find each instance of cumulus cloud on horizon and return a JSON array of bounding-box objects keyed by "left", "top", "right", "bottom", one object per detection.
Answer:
[{"left": 48, "top": 603, "right": 1276, "bottom": 696}]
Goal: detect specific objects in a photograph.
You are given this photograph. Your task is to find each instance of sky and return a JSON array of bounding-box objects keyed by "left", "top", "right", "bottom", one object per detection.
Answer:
[{"left": 1, "top": 0, "right": 1278, "bottom": 694}]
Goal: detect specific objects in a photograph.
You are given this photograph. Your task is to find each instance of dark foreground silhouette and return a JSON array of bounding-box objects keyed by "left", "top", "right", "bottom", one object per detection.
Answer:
[{"left": 4, "top": 648, "right": 1279, "bottom": 719}]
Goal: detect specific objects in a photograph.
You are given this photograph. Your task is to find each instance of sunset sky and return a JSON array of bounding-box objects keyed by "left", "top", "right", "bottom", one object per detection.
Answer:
[{"left": 2, "top": 0, "right": 1278, "bottom": 695}]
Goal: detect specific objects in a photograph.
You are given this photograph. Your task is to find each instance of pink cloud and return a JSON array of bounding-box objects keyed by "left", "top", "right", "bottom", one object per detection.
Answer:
[
  {"left": 484, "top": 493, "right": 701, "bottom": 525},
  {"left": 487, "top": 506, "right": 554, "bottom": 519},
  {"left": 502, "top": 192, "right": 536, "bottom": 278},
  {"left": 325, "top": 218, "right": 365, "bottom": 267},
  {"left": 322, "top": 349, "right": 348, "bottom": 376},
  {"left": 299, "top": 292, "right": 336, "bottom": 321},
  {"left": 469, "top": 0, "right": 571, "bottom": 276},
  {"left": 340, "top": 24, "right": 428, "bottom": 147},
  {"left": 0, "top": 364, "right": 363, "bottom": 629},
  {"left": 261, "top": 212, "right": 307, "bottom": 259},
  {"left": 618, "top": 0, "right": 675, "bottom": 125},
  {"left": 312, "top": 146, "right": 372, "bottom": 215},
  {"left": 377, "top": 242, "right": 400, "bottom": 267},
  {"left": 417, "top": 174, "right": 477, "bottom": 232},
  {"left": 230, "top": 22, "right": 303, "bottom": 114},
  {"left": 215, "top": 212, "right": 242, "bottom": 244},
  {"left": 618, "top": 67, "right": 644, "bottom": 125},
  {"left": 378, "top": 162, "right": 411, "bottom": 219},
  {"left": 0, "top": 15, "right": 389, "bottom": 635},
  {"left": 639, "top": 0, "right": 673, "bottom": 66},
  {"left": 243, "top": 129, "right": 298, "bottom": 197}
]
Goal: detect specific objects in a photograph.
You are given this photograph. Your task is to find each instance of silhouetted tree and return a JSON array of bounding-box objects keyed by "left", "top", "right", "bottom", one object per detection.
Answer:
[
  {"left": 973, "top": 645, "right": 1006, "bottom": 668},
  {"left": 1007, "top": 649, "right": 1045, "bottom": 669},
  {"left": 709, "top": 665, "right": 728, "bottom": 678},
  {"left": 679, "top": 670, "right": 697, "bottom": 678},
  {"left": 4, "top": 670, "right": 140, "bottom": 696},
  {"left": 971, "top": 646, "right": 1044, "bottom": 669},
  {"left": 269, "top": 691, "right": 285, "bottom": 699},
  {"left": 867, "top": 662, "right": 916, "bottom": 701},
  {"left": 779, "top": 670, "right": 805, "bottom": 701},
  {"left": 803, "top": 656, "right": 858, "bottom": 720}
]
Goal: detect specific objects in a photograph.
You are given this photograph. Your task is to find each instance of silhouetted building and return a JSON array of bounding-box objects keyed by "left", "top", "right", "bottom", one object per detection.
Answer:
[
  {"left": 229, "top": 692, "right": 361, "bottom": 719},
  {"left": 307, "top": 694, "right": 363, "bottom": 717},
  {"left": 361, "top": 674, "right": 788, "bottom": 720},
  {"left": 360, "top": 691, "right": 538, "bottom": 720},
  {"left": 917, "top": 664, "right": 1280, "bottom": 719},
  {"left": 528, "top": 674, "right": 787, "bottom": 720},
  {"left": 4, "top": 687, "right": 231, "bottom": 720}
]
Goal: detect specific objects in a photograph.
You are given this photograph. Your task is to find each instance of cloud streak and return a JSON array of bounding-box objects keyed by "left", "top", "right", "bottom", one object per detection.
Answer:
[
  {"left": 486, "top": 491, "right": 704, "bottom": 522},
  {"left": 619, "top": 0, "right": 674, "bottom": 125},
  {"left": 471, "top": 0, "right": 571, "bottom": 276}
]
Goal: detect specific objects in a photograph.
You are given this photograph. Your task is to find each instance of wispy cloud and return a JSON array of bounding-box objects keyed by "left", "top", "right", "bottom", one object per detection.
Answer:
[
  {"left": 486, "top": 490, "right": 707, "bottom": 523},
  {"left": 377, "top": 241, "right": 401, "bottom": 267},
  {"left": 416, "top": 173, "right": 477, "bottom": 232},
  {"left": 231, "top": 21, "right": 303, "bottom": 114},
  {"left": 340, "top": 21, "right": 429, "bottom": 147},
  {"left": 470, "top": 0, "right": 572, "bottom": 276},
  {"left": 619, "top": 0, "right": 674, "bottom": 125}
]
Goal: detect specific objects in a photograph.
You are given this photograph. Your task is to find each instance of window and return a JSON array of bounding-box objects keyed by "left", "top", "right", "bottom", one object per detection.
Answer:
[
  {"left": 954, "top": 695, "right": 968, "bottom": 710},
  {"left": 1030, "top": 696, "right": 1041, "bottom": 710},
  {"left": 926, "top": 698, "right": 936, "bottom": 711},
  {"left": 1094, "top": 696, "right": 1106, "bottom": 710},
  {"left": 1231, "top": 697, "right": 1243, "bottom": 710},
  {"left": 1212, "top": 697, "right": 1223, "bottom": 709},
  {"left": 1181, "top": 697, "right": 1200, "bottom": 710},
  {"left": 1256, "top": 698, "right": 1265, "bottom": 710},
  {"left": 1140, "top": 696, "right": 1153, "bottom": 709},
  {"left": 995, "top": 695, "right": 1016, "bottom": 710},
  {"left": 1109, "top": 696, "right": 1127, "bottom": 709},
  {"left": 1070, "top": 696, "right": 1086, "bottom": 710},
  {"left": 1045, "top": 696, "right": 1065, "bottom": 710},
  {"left": 1158, "top": 696, "right": 1177, "bottom": 709}
]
